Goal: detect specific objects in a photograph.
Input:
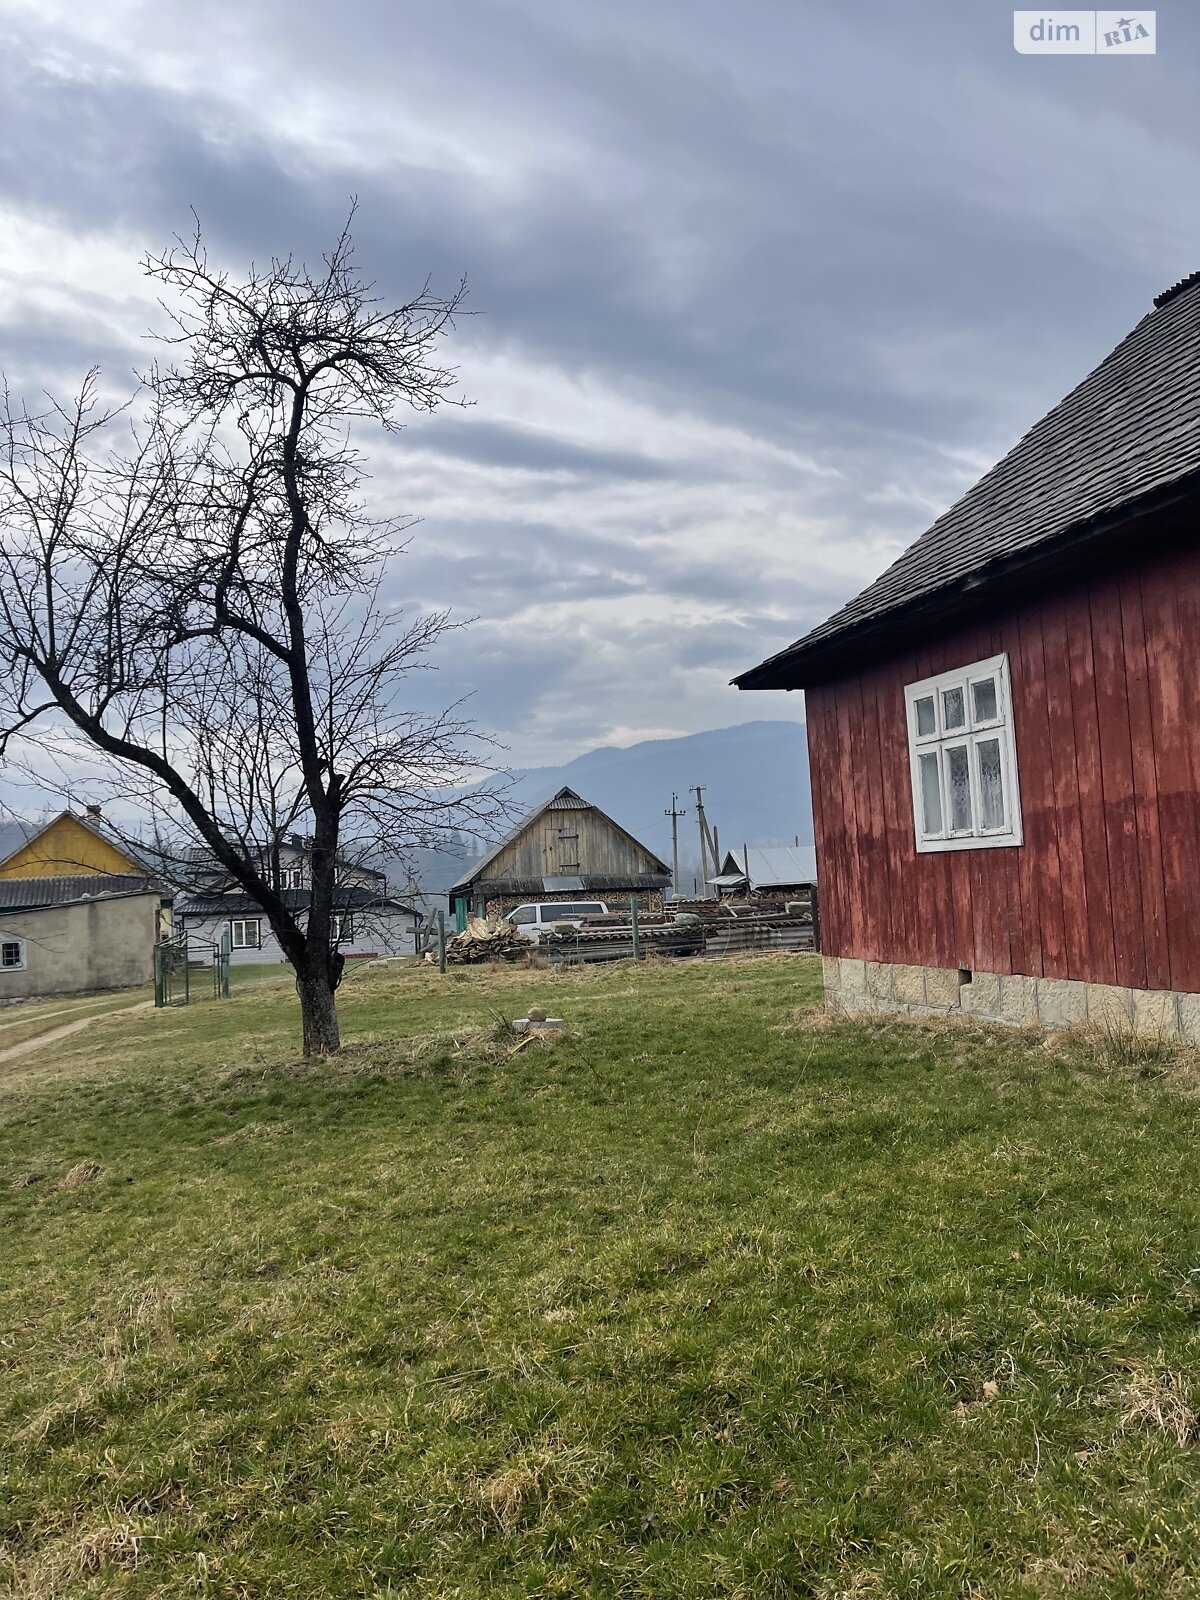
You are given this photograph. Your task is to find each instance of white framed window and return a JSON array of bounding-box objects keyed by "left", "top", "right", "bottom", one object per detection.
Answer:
[
  {"left": 904, "top": 652, "right": 1023, "bottom": 853},
  {"left": 331, "top": 913, "right": 354, "bottom": 945},
  {"left": 286, "top": 867, "right": 304, "bottom": 889},
  {"left": 230, "top": 918, "right": 262, "bottom": 949},
  {"left": 1, "top": 936, "right": 27, "bottom": 972}
]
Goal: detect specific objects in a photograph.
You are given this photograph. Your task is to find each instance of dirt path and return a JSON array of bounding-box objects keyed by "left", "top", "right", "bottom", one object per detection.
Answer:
[
  {"left": 0, "top": 1001, "right": 154, "bottom": 1065},
  {"left": 0, "top": 998, "right": 127, "bottom": 1034}
]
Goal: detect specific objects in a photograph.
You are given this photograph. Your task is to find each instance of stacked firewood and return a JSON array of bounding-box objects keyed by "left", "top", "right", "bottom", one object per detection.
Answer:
[{"left": 436, "top": 916, "right": 529, "bottom": 965}]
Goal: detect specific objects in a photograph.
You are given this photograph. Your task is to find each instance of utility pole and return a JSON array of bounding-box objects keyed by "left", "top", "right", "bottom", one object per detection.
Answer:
[
  {"left": 693, "top": 785, "right": 717, "bottom": 899},
  {"left": 664, "top": 792, "right": 684, "bottom": 901}
]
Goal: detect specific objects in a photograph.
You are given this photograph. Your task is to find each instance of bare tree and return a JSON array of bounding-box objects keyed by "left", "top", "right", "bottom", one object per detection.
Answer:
[{"left": 0, "top": 215, "right": 504, "bottom": 1053}]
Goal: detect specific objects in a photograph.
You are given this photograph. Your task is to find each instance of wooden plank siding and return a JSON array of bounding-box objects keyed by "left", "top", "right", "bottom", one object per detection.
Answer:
[
  {"left": 481, "top": 804, "right": 664, "bottom": 886},
  {"left": 806, "top": 543, "right": 1200, "bottom": 990}
]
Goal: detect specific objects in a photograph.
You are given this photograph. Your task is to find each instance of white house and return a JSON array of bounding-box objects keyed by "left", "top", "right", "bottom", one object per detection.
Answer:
[{"left": 174, "top": 835, "right": 422, "bottom": 964}]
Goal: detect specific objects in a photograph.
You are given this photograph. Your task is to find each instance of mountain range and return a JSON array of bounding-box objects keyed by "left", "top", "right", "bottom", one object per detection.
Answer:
[{"left": 412, "top": 719, "right": 813, "bottom": 896}]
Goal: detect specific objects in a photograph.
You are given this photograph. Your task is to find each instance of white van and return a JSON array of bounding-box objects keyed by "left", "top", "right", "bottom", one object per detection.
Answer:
[{"left": 504, "top": 900, "right": 610, "bottom": 939}]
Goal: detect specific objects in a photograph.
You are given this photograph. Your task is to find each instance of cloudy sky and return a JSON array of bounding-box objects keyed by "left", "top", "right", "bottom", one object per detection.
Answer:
[{"left": 1, "top": 0, "right": 1197, "bottom": 770}]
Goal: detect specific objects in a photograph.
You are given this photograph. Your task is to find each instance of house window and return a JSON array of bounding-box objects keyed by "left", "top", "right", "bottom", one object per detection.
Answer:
[
  {"left": 905, "top": 653, "right": 1022, "bottom": 853},
  {"left": 286, "top": 867, "right": 304, "bottom": 889},
  {"left": 1, "top": 937, "right": 26, "bottom": 971},
  {"left": 230, "top": 918, "right": 262, "bottom": 949},
  {"left": 331, "top": 913, "right": 354, "bottom": 945}
]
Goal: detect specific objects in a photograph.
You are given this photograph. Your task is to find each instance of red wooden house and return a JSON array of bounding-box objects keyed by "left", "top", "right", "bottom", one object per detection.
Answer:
[{"left": 736, "top": 270, "right": 1200, "bottom": 1036}]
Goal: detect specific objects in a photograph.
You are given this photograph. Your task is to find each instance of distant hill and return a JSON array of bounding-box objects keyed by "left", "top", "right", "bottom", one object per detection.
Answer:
[
  {"left": 1, "top": 722, "right": 812, "bottom": 904},
  {"left": 412, "top": 720, "right": 812, "bottom": 897}
]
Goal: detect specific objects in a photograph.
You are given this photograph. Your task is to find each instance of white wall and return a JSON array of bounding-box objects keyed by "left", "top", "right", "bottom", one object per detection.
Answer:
[
  {"left": 0, "top": 893, "right": 160, "bottom": 999},
  {"left": 178, "top": 907, "right": 421, "bottom": 965}
]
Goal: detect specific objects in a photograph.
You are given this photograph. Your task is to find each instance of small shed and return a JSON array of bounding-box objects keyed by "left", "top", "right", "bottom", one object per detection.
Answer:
[
  {"left": 448, "top": 787, "right": 671, "bottom": 928},
  {"left": 735, "top": 268, "right": 1200, "bottom": 1035},
  {"left": 0, "top": 878, "right": 171, "bottom": 999},
  {"left": 709, "top": 845, "right": 818, "bottom": 897}
]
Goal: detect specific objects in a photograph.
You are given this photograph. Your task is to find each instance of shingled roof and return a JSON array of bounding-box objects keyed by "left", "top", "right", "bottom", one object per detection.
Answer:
[
  {"left": 174, "top": 885, "right": 418, "bottom": 918},
  {"left": 736, "top": 272, "right": 1200, "bottom": 689}
]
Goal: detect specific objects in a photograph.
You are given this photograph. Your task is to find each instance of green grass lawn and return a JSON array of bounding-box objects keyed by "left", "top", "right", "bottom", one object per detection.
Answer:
[{"left": 4, "top": 955, "right": 1200, "bottom": 1598}]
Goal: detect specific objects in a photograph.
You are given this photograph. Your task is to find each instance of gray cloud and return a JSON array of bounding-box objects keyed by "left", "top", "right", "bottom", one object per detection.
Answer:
[
  {"left": 0, "top": 0, "right": 1197, "bottom": 773},
  {"left": 411, "top": 418, "right": 679, "bottom": 481}
]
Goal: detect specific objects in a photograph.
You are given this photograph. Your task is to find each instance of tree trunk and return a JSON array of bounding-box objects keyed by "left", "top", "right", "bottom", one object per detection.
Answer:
[{"left": 297, "top": 964, "right": 341, "bottom": 1055}]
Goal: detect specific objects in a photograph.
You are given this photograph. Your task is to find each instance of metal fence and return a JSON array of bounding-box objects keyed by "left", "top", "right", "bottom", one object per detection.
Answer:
[{"left": 153, "top": 930, "right": 232, "bottom": 1007}]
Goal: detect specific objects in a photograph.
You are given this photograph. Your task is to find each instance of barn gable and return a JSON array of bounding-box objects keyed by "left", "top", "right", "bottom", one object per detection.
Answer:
[
  {"left": 0, "top": 810, "right": 148, "bottom": 881},
  {"left": 449, "top": 787, "right": 670, "bottom": 905}
]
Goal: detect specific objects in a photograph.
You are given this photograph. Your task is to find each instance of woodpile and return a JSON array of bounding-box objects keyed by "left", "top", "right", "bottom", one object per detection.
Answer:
[{"left": 431, "top": 916, "right": 529, "bottom": 965}]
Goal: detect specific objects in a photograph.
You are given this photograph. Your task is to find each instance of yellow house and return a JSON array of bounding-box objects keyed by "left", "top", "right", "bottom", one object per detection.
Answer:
[{"left": 0, "top": 808, "right": 147, "bottom": 880}]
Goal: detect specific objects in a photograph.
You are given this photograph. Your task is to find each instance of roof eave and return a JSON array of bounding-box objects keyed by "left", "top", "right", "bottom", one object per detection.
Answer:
[{"left": 735, "top": 470, "right": 1200, "bottom": 691}]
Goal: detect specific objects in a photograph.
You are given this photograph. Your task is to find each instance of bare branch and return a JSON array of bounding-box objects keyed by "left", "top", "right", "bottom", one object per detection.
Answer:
[{"left": 0, "top": 214, "right": 503, "bottom": 1054}]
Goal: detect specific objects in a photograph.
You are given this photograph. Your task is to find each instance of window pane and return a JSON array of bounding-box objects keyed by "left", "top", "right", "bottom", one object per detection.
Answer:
[
  {"left": 977, "top": 738, "right": 1005, "bottom": 829},
  {"left": 942, "top": 686, "right": 966, "bottom": 730},
  {"left": 1, "top": 941, "right": 21, "bottom": 967},
  {"left": 915, "top": 696, "right": 936, "bottom": 737},
  {"left": 947, "top": 745, "right": 973, "bottom": 830},
  {"left": 919, "top": 752, "right": 943, "bottom": 835},
  {"left": 972, "top": 677, "right": 998, "bottom": 723}
]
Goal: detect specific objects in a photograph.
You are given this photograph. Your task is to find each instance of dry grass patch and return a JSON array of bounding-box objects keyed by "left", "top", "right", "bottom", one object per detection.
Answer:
[
  {"left": 56, "top": 1160, "right": 102, "bottom": 1190},
  {"left": 76, "top": 1522, "right": 145, "bottom": 1574},
  {"left": 1115, "top": 1366, "right": 1199, "bottom": 1447}
]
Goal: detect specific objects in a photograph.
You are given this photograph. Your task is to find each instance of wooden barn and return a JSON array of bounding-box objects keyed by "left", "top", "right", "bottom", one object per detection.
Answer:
[
  {"left": 736, "top": 269, "right": 1200, "bottom": 1036},
  {"left": 448, "top": 787, "right": 671, "bottom": 928}
]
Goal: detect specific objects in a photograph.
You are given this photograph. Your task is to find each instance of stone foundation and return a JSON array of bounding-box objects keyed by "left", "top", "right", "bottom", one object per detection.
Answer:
[{"left": 823, "top": 956, "right": 1199, "bottom": 1040}]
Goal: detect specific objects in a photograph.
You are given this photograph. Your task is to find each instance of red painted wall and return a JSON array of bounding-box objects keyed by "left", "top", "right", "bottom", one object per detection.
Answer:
[{"left": 806, "top": 542, "right": 1200, "bottom": 992}]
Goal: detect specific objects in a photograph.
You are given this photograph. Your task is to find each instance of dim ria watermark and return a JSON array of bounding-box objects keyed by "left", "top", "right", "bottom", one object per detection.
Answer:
[{"left": 1014, "top": 12, "right": 1156, "bottom": 52}]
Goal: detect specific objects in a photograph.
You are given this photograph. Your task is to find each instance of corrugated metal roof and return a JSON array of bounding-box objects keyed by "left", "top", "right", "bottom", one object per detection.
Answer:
[
  {"left": 0, "top": 874, "right": 165, "bottom": 911},
  {"left": 712, "top": 846, "right": 818, "bottom": 888},
  {"left": 736, "top": 274, "right": 1200, "bottom": 687},
  {"left": 545, "top": 789, "right": 589, "bottom": 810}
]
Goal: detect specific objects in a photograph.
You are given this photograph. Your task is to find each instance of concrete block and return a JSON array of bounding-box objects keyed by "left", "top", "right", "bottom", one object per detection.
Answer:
[
  {"left": 1178, "top": 992, "right": 1200, "bottom": 1045},
  {"left": 837, "top": 990, "right": 874, "bottom": 1016},
  {"left": 924, "top": 966, "right": 963, "bottom": 1010},
  {"left": 1132, "top": 988, "right": 1179, "bottom": 1040},
  {"left": 999, "top": 973, "right": 1039, "bottom": 1026},
  {"left": 893, "top": 964, "right": 927, "bottom": 1005},
  {"left": 1036, "top": 978, "right": 1088, "bottom": 1029},
  {"left": 822, "top": 955, "right": 840, "bottom": 995},
  {"left": 1087, "top": 983, "right": 1134, "bottom": 1032},
  {"left": 866, "top": 961, "right": 894, "bottom": 1000},
  {"left": 961, "top": 970, "right": 1002, "bottom": 1019},
  {"left": 839, "top": 959, "right": 868, "bottom": 999}
]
